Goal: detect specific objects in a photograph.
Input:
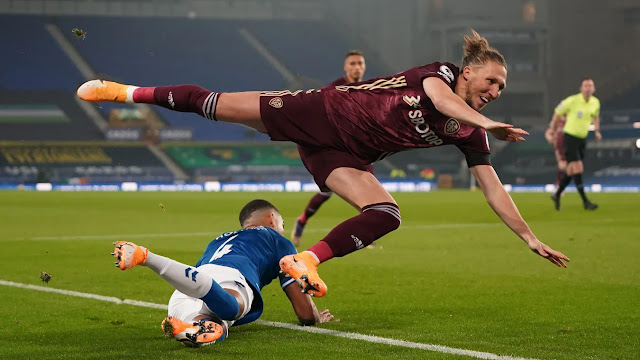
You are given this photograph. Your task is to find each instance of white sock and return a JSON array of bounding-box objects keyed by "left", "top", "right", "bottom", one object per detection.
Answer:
[
  {"left": 125, "top": 86, "right": 139, "bottom": 104},
  {"left": 144, "top": 252, "right": 212, "bottom": 299}
]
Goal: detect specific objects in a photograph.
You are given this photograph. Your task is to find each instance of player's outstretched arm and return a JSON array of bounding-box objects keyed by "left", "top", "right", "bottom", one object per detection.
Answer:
[
  {"left": 422, "top": 78, "right": 528, "bottom": 142},
  {"left": 471, "top": 165, "right": 571, "bottom": 268},
  {"left": 284, "top": 282, "right": 333, "bottom": 325}
]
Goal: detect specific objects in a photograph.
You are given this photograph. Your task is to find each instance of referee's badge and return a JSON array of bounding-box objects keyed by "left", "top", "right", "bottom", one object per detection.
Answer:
[{"left": 577, "top": 111, "right": 583, "bottom": 118}]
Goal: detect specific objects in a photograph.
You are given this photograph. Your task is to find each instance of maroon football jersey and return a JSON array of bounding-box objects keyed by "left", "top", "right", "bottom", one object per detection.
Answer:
[{"left": 321, "top": 62, "right": 491, "bottom": 167}]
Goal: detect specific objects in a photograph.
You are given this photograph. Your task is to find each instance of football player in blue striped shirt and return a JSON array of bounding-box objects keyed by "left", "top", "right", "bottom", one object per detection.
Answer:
[{"left": 112, "top": 199, "right": 333, "bottom": 347}]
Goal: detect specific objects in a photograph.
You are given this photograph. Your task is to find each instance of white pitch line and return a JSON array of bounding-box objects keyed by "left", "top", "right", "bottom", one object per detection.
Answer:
[
  {"left": 259, "top": 320, "right": 538, "bottom": 360},
  {"left": 0, "top": 279, "right": 538, "bottom": 360},
  {"left": 24, "top": 217, "right": 621, "bottom": 241},
  {"left": 28, "top": 223, "right": 501, "bottom": 241},
  {"left": 31, "top": 232, "right": 216, "bottom": 241}
]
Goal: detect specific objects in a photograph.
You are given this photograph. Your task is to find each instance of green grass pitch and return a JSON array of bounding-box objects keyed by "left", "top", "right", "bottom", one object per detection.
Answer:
[{"left": 0, "top": 191, "right": 638, "bottom": 359}]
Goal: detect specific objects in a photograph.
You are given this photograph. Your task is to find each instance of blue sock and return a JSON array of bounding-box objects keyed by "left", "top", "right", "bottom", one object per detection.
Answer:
[{"left": 200, "top": 281, "right": 240, "bottom": 321}]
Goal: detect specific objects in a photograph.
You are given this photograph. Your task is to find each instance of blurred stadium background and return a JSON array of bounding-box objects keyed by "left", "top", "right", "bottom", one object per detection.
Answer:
[{"left": 2, "top": 0, "right": 639, "bottom": 193}]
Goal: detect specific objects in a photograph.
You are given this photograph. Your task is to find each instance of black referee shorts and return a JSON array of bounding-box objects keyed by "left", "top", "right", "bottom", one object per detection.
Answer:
[{"left": 563, "top": 132, "right": 587, "bottom": 162}]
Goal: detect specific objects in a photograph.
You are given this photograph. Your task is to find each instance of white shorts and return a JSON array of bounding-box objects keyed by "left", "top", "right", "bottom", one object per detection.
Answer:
[{"left": 167, "top": 264, "right": 254, "bottom": 325}]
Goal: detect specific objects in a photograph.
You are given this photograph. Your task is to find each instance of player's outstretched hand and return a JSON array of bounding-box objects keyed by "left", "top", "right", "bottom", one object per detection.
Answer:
[
  {"left": 485, "top": 121, "right": 529, "bottom": 142},
  {"left": 318, "top": 309, "right": 334, "bottom": 323},
  {"left": 527, "top": 239, "right": 570, "bottom": 268}
]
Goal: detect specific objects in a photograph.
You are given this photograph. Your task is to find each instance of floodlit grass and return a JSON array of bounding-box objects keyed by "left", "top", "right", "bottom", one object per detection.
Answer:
[{"left": 1, "top": 191, "right": 638, "bottom": 359}]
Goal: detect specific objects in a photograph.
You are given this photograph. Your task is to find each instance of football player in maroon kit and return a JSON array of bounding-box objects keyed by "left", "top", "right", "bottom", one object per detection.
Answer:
[
  {"left": 290, "top": 49, "right": 380, "bottom": 250},
  {"left": 545, "top": 114, "right": 567, "bottom": 187},
  {"left": 78, "top": 31, "right": 570, "bottom": 297}
]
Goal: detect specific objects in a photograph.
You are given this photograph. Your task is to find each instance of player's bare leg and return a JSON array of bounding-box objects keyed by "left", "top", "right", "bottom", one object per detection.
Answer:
[
  {"left": 77, "top": 80, "right": 266, "bottom": 132},
  {"left": 280, "top": 168, "right": 399, "bottom": 296}
]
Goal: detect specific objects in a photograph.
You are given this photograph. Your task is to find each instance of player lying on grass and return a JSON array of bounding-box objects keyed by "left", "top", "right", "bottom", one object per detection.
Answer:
[
  {"left": 82, "top": 30, "right": 569, "bottom": 299},
  {"left": 112, "top": 199, "right": 333, "bottom": 347}
]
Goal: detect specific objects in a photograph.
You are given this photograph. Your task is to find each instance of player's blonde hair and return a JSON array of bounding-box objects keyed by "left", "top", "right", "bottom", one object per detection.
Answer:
[{"left": 461, "top": 30, "right": 506, "bottom": 68}]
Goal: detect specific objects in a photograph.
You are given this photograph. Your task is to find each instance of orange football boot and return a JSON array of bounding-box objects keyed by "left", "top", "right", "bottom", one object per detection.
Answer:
[
  {"left": 112, "top": 241, "right": 148, "bottom": 270},
  {"left": 279, "top": 252, "right": 327, "bottom": 297},
  {"left": 161, "top": 316, "right": 227, "bottom": 347},
  {"left": 77, "top": 80, "right": 134, "bottom": 103}
]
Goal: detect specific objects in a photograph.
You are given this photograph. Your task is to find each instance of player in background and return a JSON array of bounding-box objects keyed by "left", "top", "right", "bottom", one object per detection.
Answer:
[
  {"left": 547, "top": 78, "right": 601, "bottom": 211},
  {"left": 112, "top": 199, "right": 332, "bottom": 347},
  {"left": 80, "top": 30, "right": 570, "bottom": 299},
  {"left": 291, "top": 50, "right": 380, "bottom": 250},
  {"left": 545, "top": 114, "right": 567, "bottom": 186}
]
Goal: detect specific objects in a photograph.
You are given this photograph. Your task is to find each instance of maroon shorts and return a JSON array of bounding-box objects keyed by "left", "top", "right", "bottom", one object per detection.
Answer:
[
  {"left": 554, "top": 131, "right": 565, "bottom": 161},
  {"left": 260, "top": 91, "right": 374, "bottom": 190}
]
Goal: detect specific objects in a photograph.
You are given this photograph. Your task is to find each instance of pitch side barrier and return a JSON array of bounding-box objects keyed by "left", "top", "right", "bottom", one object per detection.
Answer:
[
  {"left": 1, "top": 181, "right": 640, "bottom": 193},
  {"left": 0, "top": 181, "right": 433, "bottom": 192}
]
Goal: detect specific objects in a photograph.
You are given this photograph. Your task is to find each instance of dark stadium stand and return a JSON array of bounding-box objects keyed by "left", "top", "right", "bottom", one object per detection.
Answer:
[
  {"left": 245, "top": 20, "right": 384, "bottom": 83},
  {"left": 51, "top": 16, "right": 384, "bottom": 141},
  {"left": 54, "top": 16, "right": 282, "bottom": 141},
  {"left": 164, "top": 143, "right": 309, "bottom": 182},
  {"left": 0, "top": 142, "right": 174, "bottom": 184},
  {"left": 0, "top": 15, "right": 103, "bottom": 142},
  {"left": 0, "top": 15, "right": 85, "bottom": 90},
  {"left": 603, "top": 83, "right": 640, "bottom": 110},
  {"left": 491, "top": 129, "right": 640, "bottom": 185},
  {"left": 383, "top": 146, "right": 466, "bottom": 178},
  {"left": 3, "top": 13, "right": 635, "bottom": 188},
  {"left": 1, "top": 14, "right": 386, "bottom": 143},
  {"left": 0, "top": 90, "right": 104, "bottom": 141}
]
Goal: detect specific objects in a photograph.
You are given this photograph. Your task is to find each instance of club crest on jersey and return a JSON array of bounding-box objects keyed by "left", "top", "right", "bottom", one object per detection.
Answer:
[
  {"left": 444, "top": 118, "right": 460, "bottom": 134},
  {"left": 403, "top": 95, "right": 421, "bottom": 108},
  {"left": 437, "top": 65, "right": 454, "bottom": 83},
  {"left": 269, "top": 97, "right": 283, "bottom": 108}
]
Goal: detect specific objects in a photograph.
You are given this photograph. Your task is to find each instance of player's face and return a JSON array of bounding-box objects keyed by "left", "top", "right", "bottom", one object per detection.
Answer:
[
  {"left": 344, "top": 55, "right": 366, "bottom": 82},
  {"left": 580, "top": 79, "right": 595, "bottom": 98},
  {"left": 463, "top": 61, "right": 507, "bottom": 112}
]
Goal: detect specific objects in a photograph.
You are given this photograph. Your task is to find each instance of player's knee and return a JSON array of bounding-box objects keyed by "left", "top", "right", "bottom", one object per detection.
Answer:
[{"left": 362, "top": 202, "right": 401, "bottom": 234}]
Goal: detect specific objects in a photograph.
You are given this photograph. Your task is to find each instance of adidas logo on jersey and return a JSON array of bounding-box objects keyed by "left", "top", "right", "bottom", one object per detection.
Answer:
[
  {"left": 168, "top": 91, "right": 176, "bottom": 108},
  {"left": 437, "top": 65, "right": 454, "bottom": 83},
  {"left": 351, "top": 235, "right": 364, "bottom": 249}
]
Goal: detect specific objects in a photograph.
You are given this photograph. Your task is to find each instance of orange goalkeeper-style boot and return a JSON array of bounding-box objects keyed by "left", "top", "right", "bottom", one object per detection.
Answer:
[
  {"left": 77, "top": 79, "right": 135, "bottom": 103},
  {"left": 112, "top": 241, "right": 148, "bottom": 270},
  {"left": 279, "top": 252, "right": 327, "bottom": 297},
  {"left": 161, "top": 316, "right": 227, "bottom": 347}
]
